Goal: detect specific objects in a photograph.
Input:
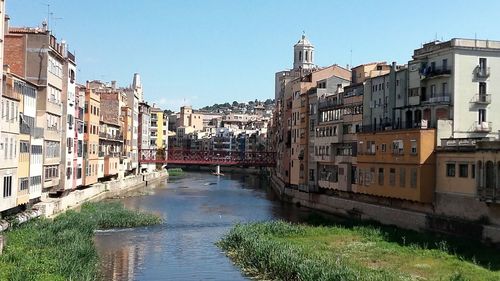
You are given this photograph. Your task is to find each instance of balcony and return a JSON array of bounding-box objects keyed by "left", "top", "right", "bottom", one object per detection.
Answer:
[
  {"left": 473, "top": 121, "right": 492, "bottom": 132},
  {"left": 471, "top": 94, "right": 491, "bottom": 105},
  {"left": 420, "top": 66, "right": 451, "bottom": 80},
  {"left": 422, "top": 95, "right": 451, "bottom": 105},
  {"left": 475, "top": 67, "right": 490, "bottom": 79},
  {"left": 2, "top": 87, "right": 21, "bottom": 101},
  {"left": 318, "top": 100, "right": 342, "bottom": 110}
]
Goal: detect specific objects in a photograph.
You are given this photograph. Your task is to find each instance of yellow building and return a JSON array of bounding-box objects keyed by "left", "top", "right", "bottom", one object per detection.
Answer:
[
  {"left": 151, "top": 107, "right": 167, "bottom": 149},
  {"left": 435, "top": 140, "right": 500, "bottom": 225},
  {"left": 356, "top": 129, "right": 436, "bottom": 203}
]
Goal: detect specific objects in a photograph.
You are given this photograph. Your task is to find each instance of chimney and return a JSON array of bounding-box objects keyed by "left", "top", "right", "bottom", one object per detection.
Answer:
[
  {"left": 392, "top": 61, "right": 397, "bottom": 71},
  {"left": 111, "top": 80, "right": 116, "bottom": 90},
  {"left": 4, "top": 15, "right": 9, "bottom": 35}
]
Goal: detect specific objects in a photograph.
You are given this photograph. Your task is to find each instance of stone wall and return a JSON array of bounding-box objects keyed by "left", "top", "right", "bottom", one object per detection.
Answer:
[
  {"left": 35, "top": 171, "right": 168, "bottom": 218},
  {"left": 270, "top": 174, "right": 500, "bottom": 244}
]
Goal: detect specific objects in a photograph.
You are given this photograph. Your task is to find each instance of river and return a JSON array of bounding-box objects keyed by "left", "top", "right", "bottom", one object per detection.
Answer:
[{"left": 94, "top": 171, "right": 311, "bottom": 281}]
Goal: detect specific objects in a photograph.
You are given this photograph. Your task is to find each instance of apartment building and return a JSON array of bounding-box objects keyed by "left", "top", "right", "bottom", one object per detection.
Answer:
[
  {"left": 125, "top": 74, "right": 141, "bottom": 174},
  {"left": 59, "top": 45, "right": 77, "bottom": 192},
  {"left": 138, "top": 101, "right": 153, "bottom": 172},
  {"left": 0, "top": 71, "right": 21, "bottom": 213},
  {"left": 5, "top": 25, "right": 65, "bottom": 192},
  {"left": 83, "top": 84, "right": 100, "bottom": 186},
  {"left": 404, "top": 39, "right": 500, "bottom": 140},
  {"left": 121, "top": 106, "right": 133, "bottom": 173},
  {"left": 75, "top": 85, "right": 85, "bottom": 187},
  {"left": 15, "top": 72, "right": 43, "bottom": 206},
  {"left": 96, "top": 82, "right": 127, "bottom": 179},
  {"left": 308, "top": 76, "right": 349, "bottom": 192},
  {"left": 356, "top": 129, "right": 436, "bottom": 203},
  {"left": 435, "top": 140, "right": 500, "bottom": 224},
  {"left": 289, "top": 66, "right": 351, "bottom": 190},
  {"left": 150, "top": 107, "right": 168, "bottom": 149}
]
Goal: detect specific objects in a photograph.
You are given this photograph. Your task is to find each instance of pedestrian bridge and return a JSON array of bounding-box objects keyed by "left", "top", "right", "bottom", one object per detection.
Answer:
[{"left": 139, "top": 149, "right": 276, "bottom": 167}]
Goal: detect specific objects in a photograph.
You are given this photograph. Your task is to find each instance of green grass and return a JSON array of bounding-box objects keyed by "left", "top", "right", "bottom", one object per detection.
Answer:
[
  {"left": 0, "top": 201, "right": 162, "bottom": 281},
  {"left": 167, "top": 168, "right": 184, "bottom": 177},
  {"left": 218, "top": 219, "right": 500, "bottom": 281}
]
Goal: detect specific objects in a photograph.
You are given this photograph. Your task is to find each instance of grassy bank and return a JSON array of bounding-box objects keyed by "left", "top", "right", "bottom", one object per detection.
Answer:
[
  {"left": 167, "top": 168, "right": 184, "bottom": 177},
  {"left": 0, "top": 202, "right": 162, "bottom": 281},
  {"left": 218, "top": 219, "right": 500, "bottom": 281}
]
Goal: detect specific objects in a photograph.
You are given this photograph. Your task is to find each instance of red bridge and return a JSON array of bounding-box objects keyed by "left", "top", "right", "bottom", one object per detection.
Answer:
[{"left": 139, "top": 149, "right": 276, "bottom": 167}]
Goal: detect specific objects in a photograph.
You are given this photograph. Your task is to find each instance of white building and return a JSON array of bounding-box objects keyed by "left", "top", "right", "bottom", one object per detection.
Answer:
[
  {"left": 60, "top": 43, "right": 77, "bottom": 191},
  {"left": 407, "top": 39, "right": 500, "bottom": 141},
  {"left": 125, "top": 73, "right": 142, "bottom": 174}
]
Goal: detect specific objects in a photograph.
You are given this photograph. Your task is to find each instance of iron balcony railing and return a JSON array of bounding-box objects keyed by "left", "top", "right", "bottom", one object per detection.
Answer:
[
  {"left": 471, "top": 94, "right": 491, "bottom": 104},
  {"left": 476, "top": 67, "right": 490, "bottom": 78},
  {"left": 473, "top": 121, "right": 492, "bottom": 132}
]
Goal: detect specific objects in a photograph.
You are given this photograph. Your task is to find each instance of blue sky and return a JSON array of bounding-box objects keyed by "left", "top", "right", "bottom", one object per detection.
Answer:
[{"left": 6, "top": 0, "right": 500, "bottom": 110}]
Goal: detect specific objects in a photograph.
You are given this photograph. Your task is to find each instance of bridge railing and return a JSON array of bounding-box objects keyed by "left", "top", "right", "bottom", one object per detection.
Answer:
[{"left": 139, "top": 149, "right": 276, "bottom": 167}]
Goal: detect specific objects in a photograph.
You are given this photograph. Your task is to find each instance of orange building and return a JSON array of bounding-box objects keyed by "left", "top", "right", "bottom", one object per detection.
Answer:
[
  {"left": 83, "top": 85, "right": 100, "bottom": 186},
  {"left": 356, "top": 129, "right": 436, "bottom": 203},
  {"left": 289, "top": 65, "right": 351, "bottom": 189}
]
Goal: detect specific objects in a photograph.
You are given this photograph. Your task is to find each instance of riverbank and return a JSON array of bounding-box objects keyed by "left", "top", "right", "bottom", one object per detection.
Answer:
[
  {"left": 36, "top": 170, "right": 168, "bottom": 219},
  {"left": 0, "top": 202, "right": 162, "bottom": 281},
  {"left": 219, "top": 220, "right": 500, "bottom": 281},
  {"left": 270, "top": 174, "right": 500, "bottom": 244}
]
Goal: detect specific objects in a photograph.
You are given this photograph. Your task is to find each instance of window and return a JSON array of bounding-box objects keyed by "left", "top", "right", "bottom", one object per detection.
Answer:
[
  {"left": 410, "top": 168, "right": 417, "bottom": 188},
  {"left": 399, "top": 168, "right": 406, "bottom": 187},
  {"left": 309, "top": 169, "right": 315, "bottom": 182},
  {"left": 45, "top": 165, "right": 59, "bottom": 179},
  {"left": 459, "top": 164, "right": 468, "bottom": 178},
  {"left": 378, "top": 168, "right": 384, "bottom": 185},
  {"left": 47, "top": 113, "right": 61, "bottom": 131},
  {"left": 479, "top": 82, "right": 486, "bottom": 95},
  {"left": 410, "top": 140, "right": 417, "bottom": 155},
  {"left": 20, "top": 141, "right": 30, "bottom": 153},
  {"left": 45, "top": 141, "right": 60, "bottom": 158},
  {"left": 389, "top": 168, "right": 396, "bottom": 186},
  {"left": 3, "top": 176, "right": 12, "bottom": 197},
  {"left": 381, "top": 143, "right": 386, "bottom": 152},
  {"left": 19, "top": 178, "right": 29, "bottom": 191},
  {"left": 446, "top": 163, "right": 456, "bottom": 177},
  {"left": 471, "top": 164, "right": 476, "bottom": 179},
  {"left": 392, "top": 140, "right": 404, "bottom": 155},
  {"left": 442, "top": 59, "right": 448, "bottom": 70},
  {"left": 430, "top": 84, "right": 436, "bottom": 97},
  {"left": 479, "top": 58, "right": 487, "bottom": 70},
  {"left": 30, "top": 176, "right": 41, "bottom": 187},
  {"left": 478, "top": 109, "right": 486, "bottom": 123}
]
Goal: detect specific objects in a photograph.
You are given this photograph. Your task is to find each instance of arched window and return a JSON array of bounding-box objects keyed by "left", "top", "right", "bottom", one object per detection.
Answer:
[
  {"left": 305, "top": 51, "right": 309, "bottom": 62},
  {"left": 299, "top": 51, "right": 302, "bottom": 61}
]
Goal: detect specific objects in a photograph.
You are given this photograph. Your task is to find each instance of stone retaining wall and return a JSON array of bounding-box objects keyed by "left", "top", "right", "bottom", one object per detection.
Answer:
[
  {"left": 35, "top": 170, "right": 168, "bottom": 218},
  {"left": 270, "top": 174, "right": 500, "bottom": 244}
]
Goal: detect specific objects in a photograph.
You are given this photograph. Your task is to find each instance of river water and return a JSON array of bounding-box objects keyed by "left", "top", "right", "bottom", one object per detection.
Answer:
[{"left": 94, "top": 171, "right": 311, "bottom": 281}]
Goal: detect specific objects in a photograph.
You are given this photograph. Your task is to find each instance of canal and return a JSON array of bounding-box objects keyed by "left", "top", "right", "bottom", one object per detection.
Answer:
[{"left": 94, "top": 171, "right": 311, "bottom": 280}]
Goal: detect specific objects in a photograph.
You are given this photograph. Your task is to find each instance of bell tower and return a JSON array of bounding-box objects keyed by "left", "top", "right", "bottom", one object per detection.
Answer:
[{"left": 293, "top": 33, "right": 315, "bottom": 70}]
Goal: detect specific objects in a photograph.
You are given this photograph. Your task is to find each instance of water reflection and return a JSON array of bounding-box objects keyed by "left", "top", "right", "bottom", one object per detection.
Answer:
[{"left": 95, "top": 172, "right": 311, "bottom": 280}]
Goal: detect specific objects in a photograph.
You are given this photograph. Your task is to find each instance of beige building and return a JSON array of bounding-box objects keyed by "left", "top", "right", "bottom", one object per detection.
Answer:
[
  {"left": 435, "top": 140, "right": 500, "bottom": 225},
  {"left": 177, "top": 106, "right": 203, "bottom": 130}
]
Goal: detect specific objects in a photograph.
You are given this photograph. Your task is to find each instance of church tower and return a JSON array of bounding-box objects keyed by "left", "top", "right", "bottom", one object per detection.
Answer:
[
  {"left": 293, "top": 33, "right": 315, "bottom": 70},
  {"left": 132, "top": 73, "right": 144, "bottom": 102}
]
